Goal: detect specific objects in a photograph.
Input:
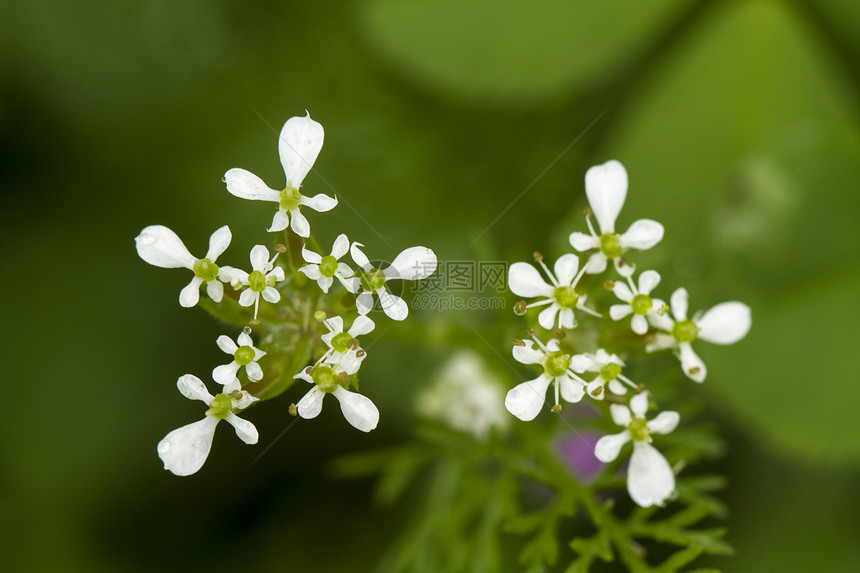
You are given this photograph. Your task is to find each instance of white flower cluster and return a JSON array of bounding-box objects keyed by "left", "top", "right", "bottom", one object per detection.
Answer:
[
  {"left": 505, "top": 160, "right": 751, "bottom": 507},
  {"left": 136, "top": 114, "right": 437, "bottom": 476}
]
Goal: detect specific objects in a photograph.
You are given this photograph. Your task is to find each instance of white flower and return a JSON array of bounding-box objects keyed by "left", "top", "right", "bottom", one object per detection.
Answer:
[
  {"left": 569, "top": 160, "right": 664, "bottom": 274},
  {"left": 319, "top": 315, "right": 375, "bottom": 363},
  {"left": 505, "top": 337, "right": 587, "bottom": 421},
  {"left": 416, "top": 350, "right": 510, "bottom": 440},
  {"left": 212, "top": 330, "right": 266, "bottom": 392},
  {"left": 220, "top": 245, "right": 285, "bottom": 320},
  {"left": 299, "top": 234, "right": 359, "bottom": 293},
  {"left": 293, "top": 350, "right": 379, "bottom": 432},
  {"left": 646, "top": 287, "right": 751, "bottom": 382},
  {"left": 224, "top": 113, "right": 337, "bottom": 237},
  {"left": 135, "top": 225, "right": 232, "bottom": 307},
  {"left": 594, "top": 392, "right": 679, "bottom": 507},
  {"left": 157, "top": 374, "right": 259, "bottom": 476},
  {"left": 571, "top": 348, "right": 635, "bottom": 399},
  {"left": 350, "top": 242, "right": 437, "bottom": 321},
  {"left": 608, "top": 270, "right": 667, "bottom": 335},
  {"left": 508, "top": 253, "right": 600, "bottom": 330}
]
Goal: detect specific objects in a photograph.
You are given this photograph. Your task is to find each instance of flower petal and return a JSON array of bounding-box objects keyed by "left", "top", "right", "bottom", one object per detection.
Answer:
[
  {"left": 610, "top": 304, "right": 633, "bottom": 321},
  {"left": 267, "top": 209, "right": 290, "bottom": 233},
  {"left": 205, "top": 225, "right": 232, "bottom": 261},
  {"left": 339, "top": 275, "right": 360, "bottom": 293},
  {"left": 512, "top": 341, "right": 544, "bottom": 365},
  {"left": 289, "top": 208, "right": 310, "bottom": 238},
  {"left": 331, "top": 234, "right": 350, "bottom": 259},
  {"left": 349, "top": 315, "right": 375, "bottom": 337},
  {"left": 157, "top": 417, "right": 219, "bottom": 476},
  {"left": 670, "top": 288, "right": 689, "bottom": 322},
  {"left": 297, "top": 386, "right": 325, "bottom": 419},
  {"left": 631, "top": 314, "right": 648, "bottom": 335},
  {"left": 610, "top": 404, "right": 631, "bottom": 426},
  {"left": 553, "top": 254, "right": 580, "bottom": 285},
  {"left": 333, "top": 386, "right": 379, "bottom": 432},
  {"left": 213, "top": 362, "right": 241, "bottom": 387},
  {"left": 508, "top": 263, "right": 553, "bottom": 298},
  {"left": 355, "top": 291, "right": 374, "bottom": 315},
  {"left": 630, "top": 392, "right": 649, "bottom": 418},
  {"left": 135, "top": 225, "right": 196, "bottom": 269},
  {"left": 177, "top": 374, "right": 213, "bottom": 403},
  {"left": 279, "top": 113, "right": 324, "bottom": 188},
  {"left": 301, "top": 246, "right": 322, "bottom": 264},
  {"left": 538, "top": 304, "right": 560, "bottom": 330},
  {"left": 261, "top": 286, "right": 280, "bottom": 304},
  {"left": 696, "top": 302, "right": 751, "bottom": 345},
  {"left": 504, "top": 375, "right": 552, "bottom": 422},
  {"left": 216, "top": 335, "right": 238, "bottom": 354},
  {"left": 324, "top": 316, "right": 345, "bottom": 334},
  {"left": 594, "top": 431, "right": 630, "bottom": 463},
  {"left": 179, "top": 277, "right": 203, "bottom": 308},
  {"left": 585, "top": 252, "right": 607, "bottom": 274},
  {"left": 378, "top": 289, "right": 408, "bottom": 321},
  {"left": 318, "top": 275, "right": 334, "bottom": 293},
  {"left": 585, "top": 159, "right": 628, "bottom": 233},
  {"left": 570, "top": 353, "right": 594, "bottom": 373},
  {"left": 679, "top": 342, "right": 707, "bottom": 382},
  {"left": 250, "top": 245, "right": 270, "bottom": 271},
  {"left": 299, "top": 193, "right": 337, "bottom": 212},
  {"left": 620, "top": 219, "right": 664, "bottom": 250},
  {"left": 238, "top": 289, "right": 256, "bottom": 307},
  {"left": 299, "top": 265, "right": 321, "bottom": 280},
  {"left": 558, "top": 307, "right": 576, "bottom": 329},
  {"left": 569, "top": 231, "right": 599, "bottom": 252},
  {"left": 224, "top": 168, "right": 280, "bottom": 202},
  {"left": 245, "top": 361, "right": 264, "bottom": 382},
  {"left": 648, "top": 411, "right": 680, "bottom": 435},
  {"left": 206, "top": 279, "right": 224, "bottom": 302},
  {"left": 560, "top": 375, "right": 585, "bottom": 403},
  {"left": 608, "top": 379, "right": 627, "bottom": 395},
  {"left": 232, "top": 390, "right": 258, "bottom": 410},
  {"left": 613, "top": 281, "right": 634, "bottom": 302},
  {"left": 384, "top": 246, "right": 437, "bottom": 281},
  {"left": 637, "top": 270, "right": 660, "bottom": 295},
  {"left": 350, "top": 242, "right": 371, "bottom": 271},
  {"left": 628, "top": 441, "right": 675, "bottom": 507}
]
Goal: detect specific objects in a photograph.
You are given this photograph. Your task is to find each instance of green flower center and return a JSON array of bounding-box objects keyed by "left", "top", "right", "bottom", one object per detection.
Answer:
[
  {"left": 279, "top": 186, "right": 302, "bottom": 211},
  {"left": 672, "top": 319, "right": 699, "bottom": 343},
  {"left": 544, "top": 351, "right": 571, "bottom": 378},
  {"left": 330, "top": 332, "right": 353, "bottom": 354},
  {"left": 631, "top": 294, "right": 653, "bottom": 315},
  {"left": 600, "top": 362, "right": 622, "bottom": 382},
  {"left": 312, "top": 365, "right": 339, "bottom": 393},
  {"left": 360, "top": 268, "right": 386, "bottom": 291},
  {"left": 599, "top": 232, "right": 622, "bottom": 259},
  {"left": 248, "top": 270, "right": 267, "bottom": 292},
  {"left": 192, "top": 258, "right": 219, "bottom": 282},
  {"left": 206, "top": 394, "right": 233, "bottom": 420},
  {"left": 628, "top": 418, "right": 651, "bottom": 442},
  {"left": 553, "top": 286, "right": 579, "bottom": 308},
  {"left": 319, "top": 255, "right": 338, "bottom": 278},
  {"left": 234, "top": 345, "right": 255, "bottom": 366}
]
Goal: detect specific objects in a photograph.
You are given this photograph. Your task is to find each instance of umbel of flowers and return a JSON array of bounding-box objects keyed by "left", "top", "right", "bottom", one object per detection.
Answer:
[
  {"left": 505, "top": 160, "right": 751, "bottom": 507},
  {"left": 136, "top": 113, "right": 437, "bottom": 476}
]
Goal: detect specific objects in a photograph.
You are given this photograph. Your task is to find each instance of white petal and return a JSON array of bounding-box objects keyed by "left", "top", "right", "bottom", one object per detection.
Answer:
[
  {"left": 559, "top": 375, "right": 585, "bottom": 403},
  {"left": 270, "top": 266, "right": 285, "bottom": 282},
  {"left": 339, "top": 276, "right": 360, "bottom": 293},
  {"left": 325, "top": 316, "right": 345, "bottom": 334},
  {"left": 585, "top": 252, "right": 607, "bottom": 274},
  {"left": 610, "top": 304, "right": 633, "bottom": 321},
  {"left": 349, "top": 315, "right": 375, "bottom": 337},
  {"left": 594, "top": 431, "right": 630, "bottom": 463},
  {"left": 384, "top": 246, "right": 437, "bottom": 281},
  {"left": 206, "top": 280, "right": 224, "bottom": 302},
  {"left": 637, "top": 270, "right": 660, "bottom": 295},
  {"left": 628, "top": 441, "right": 675, "bottom": 507},
  {"left": 620, "top": 219, "right": 664, "bottom": 250},
  {"left": 293, "top": 369, "right": 313, "bottom": 384},
  {"left": 177, "top": 374, "right": 214, "bottom": 403},
  {"left": 614, "top": 258, "right": 636, "bottom": 278},
  {"left": 331, "top": 234, "right": 350, "bottom": 258},
  {"left": 300, "top": 193, "right": 337, "bottom": 212},
  {"left": 670, "top": 288, "right": 689, "bottom": 321},
  {"left": 696, "top": 302, "right": 751, "bottom": 345},
  {"left": 217, "top": 335, "right": 238, "bottom": 354},
  {"left": 350, "top": 242, "right": 371, "bottom": 271},
  {"left": 512, "top": 341, "right": 544, "bottom": 365},
  {"left": 157, "top": 417, "right": 218, "bottom": 477},
  {"left": 630, "top": 392, "right": 649, "bottom": 417},
  {"left": 238, "top": 289, "right": 256, "bottom": 307},
  {"left": 135, "top": 225, "right": 196, "bottom": 269},
  {"left": 333, "top": 386, "right": 379, "bottom": 432},
  {"left": 355, "top": 291, "right": 374, "bottom": 314},
  {"left": 504, "top": 375, "right": 552, "bottom": 422},
  {"left": 318, "top": 275, "right": 333, "bottom": 293},
  {"left": 608, "top": 379, "right": 627, "bottom": 395},
  {"left": 297, "top": 386, "right": 325, "bottom": 419},
  {"left": 553, "top": 254, "right": 580, "bottom": 285},
  {"left": 508, "top": 263, "right": 553, "bottom": 298},
  {"left": 647, "top": 305, "right": 674, "bottom": 332},
  {"left": 378, "top": 289, "right": 408, "bottom": 321},
  {"left": 218, "top": 265, "right": 247, "bottom": 285},
  {"left": 610, "top": 404, "right": 631, "bottom": 426},
  {"left": 648, "top": 411, "right": 680, "bottom": 435},
  {"left": 290, "top": 209, "right": 310, "bottom": 238},
  {"left": 224, "top": 168, "right": 280, "bottom": 202},
  {"left": 279, "top": 113, "right": 324, "bottom": 188},
  {"left": 646, "top": 332, "right": 676, "bottom": 353},
  {"left": 569, "top": 231, "right": 599, "bottom": 252},
  {"left": 586, "top": 380, "right": 605, "bottom": 399},
  {"left": 250, "top": 245, "right": 270, "bottom": 271},
  {"left": 570, "top": 353, "right": 594, "bottom": 373},
  {"left": 336, "top": 261, "right": 354, "bottom": 277},
  {"left": 226, "top": 413, "right": 258, "bottom": 445},
  {"left": 613, "top": 281, "right": 634, "bottom": 302},
  {"left": 299, "top": 265, "right": 321, "bottom": 280},
  {"left": 585, "top": 160, "right": 628, "bottom": 233},
  {"left": 267, "top": 209, "right": 290, "bottom": 233},
  {"left": 231, "top": 390, "right": 258, "bottom": 410},
  {"left": 538, "top": 304, "right": 560, "bottom": 330},
  {"left": 679, "top": 342, "right": 707, "bottom": 382},
  {"left": 301, "top": 245, "right": 322, "bottom": 264},
  {"left": 245, "top": 361, "right": 264, "bottom": 382},
  {"left": 631, "top": 314, "right": 648, "bottom": 335},
  {"left": 261, "top": 286, "right": 281, "bottom": 303},
  {"left": 213, "top": 362, "right": 241, "bottom": 387},
  {"left": 557, "top": 307, "right": 575, "bottom": 329},
  {"left": 205, "top": 225, "right": 232, "bottom": 261},
  {"left": 179, "top": 277, "right": 203, "bottom": 308}
]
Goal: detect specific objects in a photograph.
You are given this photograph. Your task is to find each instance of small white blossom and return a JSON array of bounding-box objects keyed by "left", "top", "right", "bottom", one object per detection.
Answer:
[
  {"left": 224, "top": 113, "right": 337, "bottom": 237},
  {"left": 212, "top": 330, "right": 266, "bottom": 391},
  {"left": 299, "top": 233, "right": 359, "bottom": 293},
  {"left": 294, "top": 349, "right": 378, "bottom": 432},
  {"left": 221, "top": 245, "right": 285, "bottom": 320},
  {"left": 350, "top": 242, "right": 437, "bottom": 321},
  {"left": 157, "top": 375, "right": 259, "bottom": 476},
  {"left": 135, "top": 225, "right": 232, "bottom": 307},
  {"left": 609, "top": 270, "right": 667, "bottom": 335},
  {"left": 569, "top": 160, "right": 664, "bottom": 274},
  {"left": 594, "top": 392, "right": 679, "bottom": 507},
  {"left": 572, "top": 348, "right": 635, "bottom": 399},
  {"left": 508, "top": 253, "right": 600, "bottom": 330},
  {"left": 319, "top": 315, "right": 375, "bottom": 363},
  {"left": 505, "top": 337, "right": 587, "bottom": 421},
  {"left": 647, "top": 287, "right": 751, "bottom": 382}
]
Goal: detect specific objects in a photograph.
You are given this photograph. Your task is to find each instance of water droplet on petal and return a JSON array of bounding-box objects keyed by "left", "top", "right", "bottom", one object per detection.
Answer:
[
  {"left": 242, "top": 326, "right": 252, "bottom": 336},
  {"left": 157, "top": 441, "right": 170, "bottom": 454}
]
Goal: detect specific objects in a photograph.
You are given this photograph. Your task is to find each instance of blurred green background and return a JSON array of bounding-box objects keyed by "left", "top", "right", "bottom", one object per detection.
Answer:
[{"left": 2, "top": 0, "right": 860, "bottom": 571}]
